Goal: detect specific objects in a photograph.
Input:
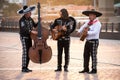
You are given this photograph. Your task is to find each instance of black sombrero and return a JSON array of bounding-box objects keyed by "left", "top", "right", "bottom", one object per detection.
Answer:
[
  {"left": 82, "top": 9, "right": 102, "bottom": 17},
  {"left": 17, "top": 5, "right": 35, "bottom": 14},
  {"left": 69, "top": 16, "right": 76, "bottom": 33}
]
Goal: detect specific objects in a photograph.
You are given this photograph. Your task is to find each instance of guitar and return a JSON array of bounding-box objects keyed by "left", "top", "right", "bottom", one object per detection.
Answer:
[
  {"left": 80, "top": 25, "right": 90, "bottom": 41},
  {"left": 51, "top": 19, "right": 74, "bottom": 40}
]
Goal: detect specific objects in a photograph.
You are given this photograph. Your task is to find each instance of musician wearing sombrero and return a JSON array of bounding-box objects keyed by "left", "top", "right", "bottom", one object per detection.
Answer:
[
  {"left": 17, "top": 5, "right": 38, "bottom": 72},
  {"left": 77, "top": 9, "right": 102, "bottom": 74}
]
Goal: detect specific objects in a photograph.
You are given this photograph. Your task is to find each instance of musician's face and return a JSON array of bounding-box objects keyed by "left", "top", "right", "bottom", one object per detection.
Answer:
[
  {"left": 59, "top": 11, "right": 62, "bottom": 17},
  {"left": 89, "top": 14, "right": 96, "bottom": 21},
  {"left": 25, "top": 12, "right": 32, "bottom": 18}
]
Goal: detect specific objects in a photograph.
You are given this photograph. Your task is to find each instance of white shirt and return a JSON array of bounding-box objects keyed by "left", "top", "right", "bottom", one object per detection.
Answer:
[{"left": 78, "top": 18, "right": 101, "bottom": 40}]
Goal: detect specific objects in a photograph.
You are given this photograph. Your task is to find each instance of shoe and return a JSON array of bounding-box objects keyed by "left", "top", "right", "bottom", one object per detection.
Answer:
[
  {"left": 64, "top": 68, "right": 68, "bottom": 72},
  {"left": 22, "top": 68, "right": 32, "bottom": 73},
  {"left": 55, "top": 69, "right": 62, "bottom": 72},
  {"left": 88, "top": 69, "right": 97, "bottom": 74},
  {"left": 79, "top": 69, "right": 89, "bottom": 73}
]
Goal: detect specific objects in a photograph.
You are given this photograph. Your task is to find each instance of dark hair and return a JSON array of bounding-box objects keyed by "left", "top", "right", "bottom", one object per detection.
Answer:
[{"left": 60, "top": 8, "right": 69, "bottom": 19}]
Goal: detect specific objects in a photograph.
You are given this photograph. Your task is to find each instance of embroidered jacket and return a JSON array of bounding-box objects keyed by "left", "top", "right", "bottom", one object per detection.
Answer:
[{"left": 19, "top": 16, "right": 37, "bottom": 37}]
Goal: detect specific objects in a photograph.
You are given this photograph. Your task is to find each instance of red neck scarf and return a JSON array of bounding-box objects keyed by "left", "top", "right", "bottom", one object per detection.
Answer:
[{"left": 88, "top": 20, "right": 98, "bottom": 25}]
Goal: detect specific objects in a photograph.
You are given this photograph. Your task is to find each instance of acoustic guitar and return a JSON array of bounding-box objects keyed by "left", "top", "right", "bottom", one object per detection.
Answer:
[
  {"left": 51, "top": 20, "right": 74, "bottom": 40},
  {"left": 80, "top": 25, "right": 90, "bottom": 41}
]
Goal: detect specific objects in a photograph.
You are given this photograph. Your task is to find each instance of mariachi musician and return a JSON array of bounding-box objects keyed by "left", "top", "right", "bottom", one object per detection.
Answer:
[
  {"left": 50, "top": 8, "right": 76, "bottom": 72},
  {"left": 77, "top": 9, "right": 102, "bottom": 74},
  {"left": 17, "top": 5, "right": 38, "bottom": 73}
]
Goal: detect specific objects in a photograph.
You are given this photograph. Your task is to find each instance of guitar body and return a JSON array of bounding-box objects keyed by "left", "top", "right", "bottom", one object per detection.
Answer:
[
  {"left": 51, "top": 31, "right": 64, "bottom": 40},
  {"left": 30, "top": 27, "right": 49, "bottom": 41},
  {"left": 29, "top": 27, "right": 52, "bottom": 64},
  {"left": 29, "top": 38, "right": 52, "bottom": 63},
  {"left": 80, "top": 27, "right": 89, "bottom": 41},
  {"left": 29, "top": 47, "right": 52, "bottom": 63},
  {"left": 51, "top": 25, "right": 65, "bottom": 40}
]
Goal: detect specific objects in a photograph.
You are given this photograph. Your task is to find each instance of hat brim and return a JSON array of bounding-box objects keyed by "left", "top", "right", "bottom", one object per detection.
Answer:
[
  {"left": 17, "top": 6, "right": 35, "bottom": 14},
  {"left": 82, "top": 11, "right": 102, "bottom": 17},
  {"left": 69, "top": 16, "right": 76, "bottom": 33}
]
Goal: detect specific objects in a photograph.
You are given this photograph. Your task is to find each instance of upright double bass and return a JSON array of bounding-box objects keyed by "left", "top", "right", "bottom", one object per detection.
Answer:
[{"left": 29, "top": 2, "right": 52, "bottom": 64}]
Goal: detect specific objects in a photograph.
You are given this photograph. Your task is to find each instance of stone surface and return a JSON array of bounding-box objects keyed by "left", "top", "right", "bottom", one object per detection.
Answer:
[{"left": 0, "top": 32, "right": 120, "bottom": 80}]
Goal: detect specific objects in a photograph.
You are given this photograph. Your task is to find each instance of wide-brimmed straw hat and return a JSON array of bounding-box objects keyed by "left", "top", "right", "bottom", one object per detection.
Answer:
[
  {"left": 82, "top": 9, "right": 102, "bottom": 17},
  {"left": 17, "top": 5, "right": 35, "bottom": 14}
]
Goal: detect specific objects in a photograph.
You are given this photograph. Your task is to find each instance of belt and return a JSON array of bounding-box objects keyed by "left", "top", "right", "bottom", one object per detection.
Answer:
[
  {"left": 58, "top": 37, "right": 70, "bottom": 41},
  {"left": 87, "top": 39, "right": 98, "bottom": 43},
  {"left": 87, "top": 39, "right": 98, "bottom": 41}
]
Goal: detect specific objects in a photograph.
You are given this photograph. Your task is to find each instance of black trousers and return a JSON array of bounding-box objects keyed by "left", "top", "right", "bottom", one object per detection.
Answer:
[
  {"left": 57, "top": 38, "right": 70, "bottom": 69},
  {"left": 20, "top": 36, "right": 32, "bottom": 69},
  {"left": 83, "top": 39, "right": 99, "bottom": 70}
]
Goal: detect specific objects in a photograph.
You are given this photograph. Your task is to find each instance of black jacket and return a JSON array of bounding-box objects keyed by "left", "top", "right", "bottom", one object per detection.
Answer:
[
  {"left": 50, "top": 17, "right": 76, "bottom": 37},
  {"left": 19, "top": 16, "right": 37, "bottom": 37}
]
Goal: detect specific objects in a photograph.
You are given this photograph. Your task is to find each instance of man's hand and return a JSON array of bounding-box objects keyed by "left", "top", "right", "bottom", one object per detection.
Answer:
[
  {"left": 83, "top": 27, "right": 89, "bottom": 33},
  {"left": 62, "top": 26, "right": 67, "bottom": 31},
  {"left": 52, "top": 29, "right": 58, "bottom": 32},
  {"left": 76, "top": 32, "right": 81, "bottom": 36},
  {"left": 82, "top": 27, "right": 89, "bottom": 36},
  {"left": 31, "top": 30, "right": 38, "bottom": 35}
]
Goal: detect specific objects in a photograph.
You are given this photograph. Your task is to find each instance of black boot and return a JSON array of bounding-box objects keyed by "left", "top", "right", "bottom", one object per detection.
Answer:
[
  {"left": 22, "top": 67, "right": 32, "bottom": 73},
  {"left": 55, "top": 66, "right": 62, "bottom": 72},
  {"left": 64, "top": 68, "right": 68, "bottom": 72},
  {"left": 55, "top": 68, "right": 62, "bottom": 72},
  {"left": 64, "top": 66, "right": 68, "bottom": 72},
  {"left": 79, "top": 68, "right": 89, "bottom": 73},
  {"left": 88, "top": 69, "right": 97, "bottom": 74}
]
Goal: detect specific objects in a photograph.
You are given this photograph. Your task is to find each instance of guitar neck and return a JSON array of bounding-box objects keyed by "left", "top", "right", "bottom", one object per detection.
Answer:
[{"left": 37, "top": 2, "right": 42, "bottom": 39}]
